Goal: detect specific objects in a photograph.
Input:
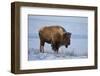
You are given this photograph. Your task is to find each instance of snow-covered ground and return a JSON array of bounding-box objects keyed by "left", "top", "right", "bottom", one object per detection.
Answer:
[
  {"left": 28, "top": 48, "right": 87, "bottom": 60},
  {"left": 28, "top": 38, "right": 88, "bottom": 61}
]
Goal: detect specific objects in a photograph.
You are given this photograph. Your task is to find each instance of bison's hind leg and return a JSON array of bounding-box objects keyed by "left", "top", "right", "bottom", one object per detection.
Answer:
[{"left": 40, "top": 40, "right": 45, "bottom": 53}]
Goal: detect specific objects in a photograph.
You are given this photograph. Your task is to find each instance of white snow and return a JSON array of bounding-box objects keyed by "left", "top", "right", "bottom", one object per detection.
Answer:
[{"left": 28, "top": 47, "right": 88, "bottom": 61}]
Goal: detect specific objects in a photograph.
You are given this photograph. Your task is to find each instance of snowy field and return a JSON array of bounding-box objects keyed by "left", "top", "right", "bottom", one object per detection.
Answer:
[{"left": 28, "top": 38, "right": 88, "bottom": 61}]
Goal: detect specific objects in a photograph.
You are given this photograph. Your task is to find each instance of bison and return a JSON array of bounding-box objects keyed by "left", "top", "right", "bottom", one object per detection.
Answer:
[{"left": 39, "top": 25, "right": 71, "bottom": 53}]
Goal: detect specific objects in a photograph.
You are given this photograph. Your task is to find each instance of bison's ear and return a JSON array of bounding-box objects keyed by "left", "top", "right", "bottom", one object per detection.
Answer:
[
  {"left": 63, "top": 32, "right": 71, "bottom": 37},
  {"left": 67, "top": 32, "right": 71, "bottom": 37}
]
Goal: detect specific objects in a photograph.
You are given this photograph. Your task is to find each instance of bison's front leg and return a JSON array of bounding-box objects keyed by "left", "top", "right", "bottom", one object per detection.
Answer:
[
  {"left": 51, "top": 43, "right": 59, "bottom": 53},
  {"left": 40, "top": 40, "right": 45, "bottom": 53}
]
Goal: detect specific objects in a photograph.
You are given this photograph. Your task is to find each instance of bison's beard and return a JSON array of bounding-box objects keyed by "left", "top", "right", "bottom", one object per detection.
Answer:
[{"left": 65, "top": 45, "right": 68, "bottom": 48}]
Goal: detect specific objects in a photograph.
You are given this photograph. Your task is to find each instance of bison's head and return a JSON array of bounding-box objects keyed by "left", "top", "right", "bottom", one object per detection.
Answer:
[{"left": 63, "top": 32, "right": 71, "bottom": 48}]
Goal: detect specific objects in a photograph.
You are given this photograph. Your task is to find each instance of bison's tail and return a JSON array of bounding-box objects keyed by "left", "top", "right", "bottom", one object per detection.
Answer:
[
  {"left": 38, "top": 31, "right": 40, "bottom": 37},
  {"left": 38, "top": 30, "right": 42, "bottom": 38}
]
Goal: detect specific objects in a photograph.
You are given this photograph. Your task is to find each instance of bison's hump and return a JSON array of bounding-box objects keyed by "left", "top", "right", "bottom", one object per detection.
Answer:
[{"left": 39, "top": 25, "right": 66, "bottom": 34}]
